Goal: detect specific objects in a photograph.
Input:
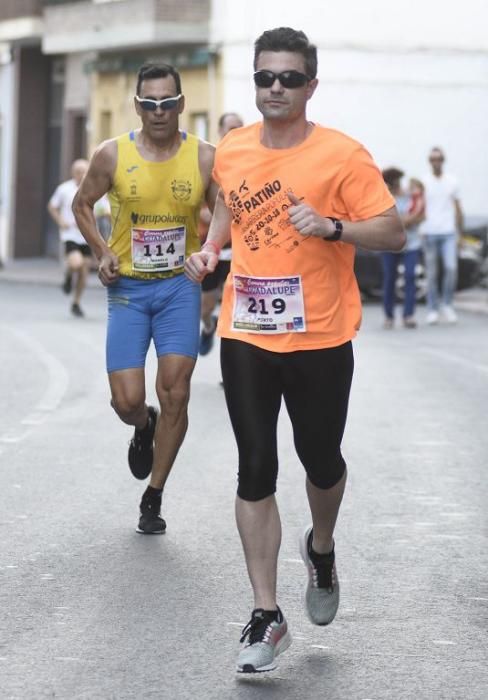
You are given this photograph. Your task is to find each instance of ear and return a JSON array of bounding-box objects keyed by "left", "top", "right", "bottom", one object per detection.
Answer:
[
  {"left": 178, "top": 95, "right": 185, "bottom": 115},
  {"left": 306, "top": 78, "right": 318, "bottom": 101},
  {"left": 134, "top": 96, "right": 142, "bottom": 116}
]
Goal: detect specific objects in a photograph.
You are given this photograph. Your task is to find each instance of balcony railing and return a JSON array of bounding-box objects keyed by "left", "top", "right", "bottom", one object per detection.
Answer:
[
  {"left": 0, "top": 0, "right": 43, "bottom": 21},
  {"left": 43, "top": 0, "right": 210, "bottom": 54}
]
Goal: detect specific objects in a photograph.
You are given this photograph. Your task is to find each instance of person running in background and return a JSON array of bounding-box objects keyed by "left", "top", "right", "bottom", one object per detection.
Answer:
[
  {"left": 199, "top": 112, "right": 244, "bottom": 355},
  {"left": 420, "top": 147, "right": 463, "bottom": 325},
  {"left": 381, "top": 168, "right": 425, "bottom": 328},
  {"left": 73, "top": 63, "right": 218, "bottom": 534},
  {"left": 185, "top": 27, "right": 404, "bottom": 674},
  {"left": 47, "top": 159, "right": 90, "bottom": 317}
]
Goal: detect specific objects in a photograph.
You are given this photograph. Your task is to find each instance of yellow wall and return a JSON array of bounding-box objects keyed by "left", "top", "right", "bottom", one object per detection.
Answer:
[{"left": 88, "top": 64, "right": 223, "bottom": 153}]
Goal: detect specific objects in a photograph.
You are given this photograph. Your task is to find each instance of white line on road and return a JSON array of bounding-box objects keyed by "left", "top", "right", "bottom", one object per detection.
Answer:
[
  {"left": 420, "top": 347, "right": 488, "bottom": 378},
  {"left": 0, "top": 324, "right": 69, "bottom": 442},
  {"left": 432, "top": 640, "right": 456, "bottom": 646}
]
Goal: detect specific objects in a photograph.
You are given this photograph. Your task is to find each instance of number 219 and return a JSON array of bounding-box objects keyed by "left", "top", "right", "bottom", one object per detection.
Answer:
[{"left": 247, "top": 297, "right": 286, "bottom": 314}]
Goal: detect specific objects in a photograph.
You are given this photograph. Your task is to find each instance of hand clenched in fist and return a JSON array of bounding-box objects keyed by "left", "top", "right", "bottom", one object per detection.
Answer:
[{"left": 287, "top": 191, "right": 335, "bottom": 238}]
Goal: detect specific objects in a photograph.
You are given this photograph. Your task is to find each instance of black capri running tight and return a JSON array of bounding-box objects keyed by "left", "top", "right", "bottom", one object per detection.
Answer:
[{"left": 220, "top": 339, "right": 354, "bottom": 501}]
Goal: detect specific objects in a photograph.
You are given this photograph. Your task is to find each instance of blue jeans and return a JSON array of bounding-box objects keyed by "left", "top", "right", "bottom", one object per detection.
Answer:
[
  {"left": 381, "top": 249, "right": 419, "bottom": 319},
  {"left": 423, "top": 233, "right": 458, "bottom": 311}
]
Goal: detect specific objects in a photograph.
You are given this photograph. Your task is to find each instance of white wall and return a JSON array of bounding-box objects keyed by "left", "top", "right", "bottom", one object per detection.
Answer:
[
  {"left": 0, "top": 47, "right": 14, "bottom": 262},
  {"left": 211, "top": 0, "right": 488, "bottom": 216}
]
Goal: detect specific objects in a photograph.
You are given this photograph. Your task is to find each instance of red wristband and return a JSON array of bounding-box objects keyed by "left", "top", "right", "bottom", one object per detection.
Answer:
[{"left": 202, "top": 240, "right": 221, "bottom": 256}]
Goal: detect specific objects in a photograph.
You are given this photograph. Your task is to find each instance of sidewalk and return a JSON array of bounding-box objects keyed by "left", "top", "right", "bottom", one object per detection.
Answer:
[
  {"left": 1, "top": 256, "right": 487, "bottom": 314},
  {"left": 0, "top": 257, "right": 102, "bottom": 290}
]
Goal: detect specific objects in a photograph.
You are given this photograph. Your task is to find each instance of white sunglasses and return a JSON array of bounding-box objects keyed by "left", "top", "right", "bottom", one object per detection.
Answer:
[{"left": 135, "top": 94, "right": 182, "bottom": 111}]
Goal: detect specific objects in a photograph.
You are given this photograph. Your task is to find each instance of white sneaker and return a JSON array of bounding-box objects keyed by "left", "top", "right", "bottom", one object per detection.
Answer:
[
  {"left": 236, "top": 607, "right": 292, "bottom": 673},
  {"left": 426, "top": 310, "right": 439, "bottom": 325},
  {"left": 442, "top": 306, "right": 458, "bottom": 324}
]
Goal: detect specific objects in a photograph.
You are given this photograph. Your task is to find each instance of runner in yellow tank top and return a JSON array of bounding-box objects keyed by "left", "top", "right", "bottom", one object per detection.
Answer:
[
  {"left": 108, "top": 129, "right": 204, "bottom": 279},
  {"left": 185, "top": 28, "right": 405, "bottom": 674},
  {"left": 74, "top": 63, "right": 218, "bottom": 535}
]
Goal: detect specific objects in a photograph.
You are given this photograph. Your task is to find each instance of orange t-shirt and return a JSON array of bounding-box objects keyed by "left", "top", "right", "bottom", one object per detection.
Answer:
[{"left": 213, "top": 122, "right": 394, "bottom": 352}]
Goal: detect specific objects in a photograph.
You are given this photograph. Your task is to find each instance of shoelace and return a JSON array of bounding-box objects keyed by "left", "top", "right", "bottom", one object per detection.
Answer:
[
  {"left": 311, "top": 557, "right": 335, "bottom": 591},
  {"left": 240, "top": 613, "right": 275, "bottom": 645}
]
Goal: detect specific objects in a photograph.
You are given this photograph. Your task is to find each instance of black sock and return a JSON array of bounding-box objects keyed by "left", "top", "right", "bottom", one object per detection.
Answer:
[
  {"left": 142, "top": 485, "right": 163, "bottom": 503},
  {"left": 308, "top": 532, "right": 334, "bottom": 563},
  {"left": 264, "top": 608, "right": 281, "bottom": 622}
]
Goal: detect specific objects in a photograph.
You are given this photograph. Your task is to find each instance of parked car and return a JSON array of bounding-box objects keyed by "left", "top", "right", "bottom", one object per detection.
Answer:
[{"left": 354, "top": 218, "right": 487, "bottom": 301}]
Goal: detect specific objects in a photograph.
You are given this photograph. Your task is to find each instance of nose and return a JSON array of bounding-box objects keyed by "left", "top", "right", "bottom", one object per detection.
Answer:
[{"left": 270, "top": 78, "right": 283, "bottom": 92}]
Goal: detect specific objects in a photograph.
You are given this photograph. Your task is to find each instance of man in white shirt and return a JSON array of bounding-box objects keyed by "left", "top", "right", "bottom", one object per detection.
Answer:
[
  {"left": 48, "top": 159, "right": 91, "bottom": 317},
  {"left": 420, "top": 147, "right": 464, "bottom": 324}
]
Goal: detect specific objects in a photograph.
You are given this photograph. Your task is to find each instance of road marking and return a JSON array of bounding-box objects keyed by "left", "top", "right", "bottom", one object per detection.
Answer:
[
  {"left": 420, "top": 347, "right": 488, "bottom": 377},
  {"left": 0, "top": 324, "right": 69, "bottom": 442},
  {"left": 283, "top": 558, "right": 303, "bottom": 563},
  {"left": 432, "top": 640, "right": 456, "bottom": 646},
  {"left": 311, "top": 645, "right": 330, "bottom": 650},
  {"left": 466, "top": 597, "right": 488, "bottom": 602}
]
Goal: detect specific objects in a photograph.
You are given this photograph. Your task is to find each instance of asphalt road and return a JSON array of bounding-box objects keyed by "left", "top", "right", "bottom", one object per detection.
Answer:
[{"left": 0, "top": 281, "right": 487, "bottom": 700}]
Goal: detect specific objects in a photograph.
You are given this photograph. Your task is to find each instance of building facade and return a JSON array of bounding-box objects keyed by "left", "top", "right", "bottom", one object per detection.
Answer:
[
  {"left": 0, "top": 0, "right": 217, "bottom": 260},
  {"left": 1, "top": 0, "right": 487, "bottom": 261},
  {"left": 211, "top": 0, "right": 488, "bottom": 218}
]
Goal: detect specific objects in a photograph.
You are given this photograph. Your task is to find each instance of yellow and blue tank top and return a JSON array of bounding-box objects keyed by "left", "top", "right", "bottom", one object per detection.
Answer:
[{"left": 108, "top": 130, "right": 204, "bottom": 279}]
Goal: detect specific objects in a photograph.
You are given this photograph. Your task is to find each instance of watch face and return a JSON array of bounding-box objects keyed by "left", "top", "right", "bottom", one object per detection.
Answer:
[{"left": 327, "top": 218, "right": 342, "bottom": 241}]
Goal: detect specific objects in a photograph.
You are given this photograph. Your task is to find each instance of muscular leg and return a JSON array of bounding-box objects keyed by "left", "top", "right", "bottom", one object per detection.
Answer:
[
  {"left": 109, "top": 367, "right": 148, "bottom": 430},
  {"left": 150, "top": 353, "right": 196, "bottom": 490},
  {"left": 236, "top": 495, "right": 281, "bottom": 610},
  {"left": 283, "top": 344, "right": 354, "bottom": 555},
  {"left": 306, "top": 472, "right": 347, "bottom": 554},
  {"left": 66, "top": 250, "right": 86, "bottom": 305},
  {"left": 73, "top": 257, "right": 90, "bottom": 305},
  {"left": 221, "top": 339, "right": 282, "bottom": 611}
]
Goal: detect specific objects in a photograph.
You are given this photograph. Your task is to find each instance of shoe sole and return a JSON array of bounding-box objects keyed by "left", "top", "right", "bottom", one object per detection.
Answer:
[
  {"left": 236, "top": 631, "right": 292, "bottom": 674},
  {"left": 299, "top": 525, "right": 339, "bottom": 627},
  {"left": 135, "top": 527, "right": 166, "bottom": 535}
]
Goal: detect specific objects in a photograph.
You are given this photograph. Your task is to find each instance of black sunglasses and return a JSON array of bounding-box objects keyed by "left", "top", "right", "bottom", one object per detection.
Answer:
[
  {"left": 135, "top": 94, "right": 182, "bottom": 111},
  {"left": 253, "top": 70, "right": 310, "bottom": 89}
]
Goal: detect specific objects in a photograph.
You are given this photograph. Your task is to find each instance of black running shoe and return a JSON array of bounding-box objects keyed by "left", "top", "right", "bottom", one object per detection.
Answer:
[
  {"left": 71, "top": 303, "right": 84, "bottom": 317},
  {"left": 128, "top": 406, "right": 158, "bottom": 480},
  {"left": 136, "top": 498, "right": 166, "bottom": 535}
]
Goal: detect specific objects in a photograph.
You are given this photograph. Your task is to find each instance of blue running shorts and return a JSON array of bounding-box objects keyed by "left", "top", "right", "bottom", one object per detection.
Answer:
[{"left": 106, "top": 274, "right": 201, "bottom": 373}]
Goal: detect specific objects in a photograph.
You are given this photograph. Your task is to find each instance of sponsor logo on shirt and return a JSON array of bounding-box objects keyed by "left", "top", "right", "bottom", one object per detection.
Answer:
[
  {"left": 171, "top": 180, "right": 192, "bottom": 201},
  {"left": 130, "top": 212, "right": 187, "bottom": 225}
]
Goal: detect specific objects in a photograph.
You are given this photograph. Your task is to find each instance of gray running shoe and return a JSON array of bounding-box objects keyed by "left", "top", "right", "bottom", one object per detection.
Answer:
[
  {"left": 237, "top": 607, "right": 291, "bottom": 674},
  {"left": 299, "top": 526, "right": 339, "bottom": 626}
]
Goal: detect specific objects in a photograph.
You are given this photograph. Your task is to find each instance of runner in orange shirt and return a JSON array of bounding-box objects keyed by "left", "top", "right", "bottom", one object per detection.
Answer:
[{"left": 186, "top": 27, "right": 405, "bottom": 674}]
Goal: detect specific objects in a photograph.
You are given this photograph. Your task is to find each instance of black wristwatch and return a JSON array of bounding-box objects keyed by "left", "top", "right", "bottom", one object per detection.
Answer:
[{"left": 324, "top": 217, "right": 343, "bottom": 241}]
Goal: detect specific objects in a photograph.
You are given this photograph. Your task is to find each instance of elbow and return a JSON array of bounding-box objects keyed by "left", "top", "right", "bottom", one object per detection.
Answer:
[{"left": 390, "top": 225, "right": 406, "bottom": 252}]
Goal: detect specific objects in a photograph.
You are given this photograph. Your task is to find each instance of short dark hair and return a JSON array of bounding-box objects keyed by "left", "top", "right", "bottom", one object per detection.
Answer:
[
  {"left": 136, "top": 63, "right": 182, "bottom": 96},
  {"left": 218, "top": 112, "right": 241, "bottom": 129},
  {"left": 254, "top": 27, "right": 318, "bottom": 79},
  {"left": 382, "top": 167, "right": 404, "bottom": 187}
]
